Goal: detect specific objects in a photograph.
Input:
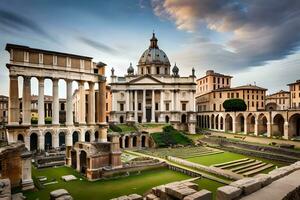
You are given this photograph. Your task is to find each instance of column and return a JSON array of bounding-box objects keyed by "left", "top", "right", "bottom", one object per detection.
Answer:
[
  {"left": 87, "top": 82, "right": 95, "bottom": 124},
  {"left": 134, "top": 90, "right": 138, "bottom": 122},
  {"left": 151, "top": 90, "right": 155, "bottom": 122},
  {"left": 130, "top": 90, "right": 133, "bottom": 111},
  {"left": 244, "top": 117, "right": 248, "bottom": 134},
  {"left": 38, "top": 132, "right": 45, "bottom": 150},
  {"left": 38, "top": 77, "right": 45, "bottom": 125},
  {"left": 97, "top": 81, "right": 106, "bottom": 124},
  {"left": 66, "top": 79, "right": 73, "bottom": 126},
  {"left": 160, "top": 90, "right": 164, "bottom": 111},
  {"left": 283, "top": 121, "right": 289, "bottom": 139},
  {"left": 142, "top": 90, "right": 146, "bottom": 122},
  {"left": 232, "top": 116, "right": 237, "bottom": 133},
  {"left": 267, "top": 122, "right": 272, "bottom": 138},
  {"left": 52, "top": 78, "right": 59, "bottom": 125},
  {"left": 8, "top": 75, "right": 19, "bottom": 125},
  {"left": 79, "top": 81, "right": 86, "bottom": 124},
  {"left": 254, "top": 118, "right": 259, "bottom": 136},
  {"left": 53, "top": 132, "right": 59, "bottom": 148},
  {"left": 22, "top": 76, "right": 31, "bottom": 125},
  {"left": 66, "top": 132, "right": 72, "bottom": 146},
  {"left": 126, "top": 90, "right": 130, "bottom": 111}
]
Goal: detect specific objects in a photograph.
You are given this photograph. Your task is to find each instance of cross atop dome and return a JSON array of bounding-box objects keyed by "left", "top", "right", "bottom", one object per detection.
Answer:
[{"left": 149, "top": 32, "right": 158, "bottom": 48}]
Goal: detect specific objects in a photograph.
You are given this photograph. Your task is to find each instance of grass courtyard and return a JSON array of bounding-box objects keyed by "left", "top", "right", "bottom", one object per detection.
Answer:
[{"left": 23, "top": 167, "right": 191, "bottom": 200}]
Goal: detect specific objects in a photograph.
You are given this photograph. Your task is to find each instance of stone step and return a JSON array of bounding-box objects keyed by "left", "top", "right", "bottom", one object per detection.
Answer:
[
  {"left": 243, "top": 164, "right": 274, "bottom": 176},
  {"left": 213, "top": 158, "right": 249, "bottom": 167},
  {"left": 231, "top": 161, "right": 263, "bottom": 172},
  {"left": 236, "top": 163, "right": 267, "bottom": 174},
  {"left": 220, "top": 159, "right": 256, "bottom": 169}
]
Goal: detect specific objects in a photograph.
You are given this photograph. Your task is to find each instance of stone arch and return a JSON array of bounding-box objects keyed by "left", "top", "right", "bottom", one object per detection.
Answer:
[
  {"left": 30, "top": 132, "right": 38, "bottom": 151},
  {"left": 85, "top": 131, "right": 91, "bottom": 142},
  {"left": 236, "top": 113, "right": 245, "bottom": 133},
  {"left": 79, "top": 150, "right": 87, "bottom": 174},
  {"left": 44, "top": 132, "right": 52, "bottom": 150},
  {"left": 220, "top": 116, "right": 224, "bottom": 130},
  {"left": 141, "top": 135, "right": 146, "bottom": 147},
  {"left": 17, "top": 134, "right": 24, "bottom": 142},
  {"left": 59, "top": 132, "right": 66, "bottom": 147},
  {"left": 288, "top": 113, "right": 300, "bottom": 138},
  {"left": 119, "top": 137, "right": 123, "bottom": 148},
  {"left": 125, "top": 135, "right": 129, "bottom": 148},
  {"left": 181, "top": 114, "right": 187, "bottom": 123},
  {"left": 165, "top": 115, "right": 170, "bottom": 123},
  {"left": 211, "top": 114, "right": 215, "bottom": 129},
  {"left": 266, "top": 102, "right": 278, "bottom": 111},
  {"left": 132, "top": 136, "right": 137, "bottom": 147},
  {"left": 94, "top": 131, "right": 99, "bottom": 142},
  {"left": 72, "top": 131, "right": 80, "bottom": 145},
  {"left": 120, "top": 116, "right": 124, "bottom": 123},
  {"left": 273, "top": 114, "right": 284, "bottom": 137},
  {"left": 225, "top": 114, "right": 233, "bottom": 132},
  {"left": 71, "top": 150, "right": 77, "bottom": 169},
  {"left": 257, "top": 113, "right": 268, "bottom": 136},
  {"left": 246, "top": 113, "right": 256, "bottom": 134},
  {"left": 215, "top": 115, "right": 219, "bottom": 130}
]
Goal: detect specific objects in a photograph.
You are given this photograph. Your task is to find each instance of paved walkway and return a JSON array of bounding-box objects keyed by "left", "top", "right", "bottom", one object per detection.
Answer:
[
  {"left": 209, "top": 131, "right": 300, "bottom": 149},
  {"left": 125, "top": 150, "right": 231, "bottom": 185}
]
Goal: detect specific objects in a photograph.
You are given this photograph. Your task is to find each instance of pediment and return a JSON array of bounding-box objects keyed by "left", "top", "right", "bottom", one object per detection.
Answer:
[{"left": 129, "top": 75, "right": 163, "bottom": 84}]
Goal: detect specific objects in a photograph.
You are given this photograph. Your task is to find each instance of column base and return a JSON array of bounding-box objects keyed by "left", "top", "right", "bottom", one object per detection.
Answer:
[
  {"left": 22, "top": 179, "right": 34, "bottom": 191},
  {"left": 151, "top": 120, "right": 155, "bottom": 123}
]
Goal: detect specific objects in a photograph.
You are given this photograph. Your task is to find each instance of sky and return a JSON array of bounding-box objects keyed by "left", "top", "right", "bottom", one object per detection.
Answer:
[{"left": 0, "top": 0, "right": 300, "bottom": 98}]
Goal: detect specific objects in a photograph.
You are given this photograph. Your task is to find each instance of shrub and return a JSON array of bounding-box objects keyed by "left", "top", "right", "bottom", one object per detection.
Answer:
[
  {"left": 109, "top": 124, "right": 122, "bottom": 132},
  {"left": 223, "top": 98, "right": 247, "bottom": 112},
  {"left": 162, "top": 125, "right": 175, "bottom": 133},
  {"left": 31, "top": 117, "right": 38, "bottom": 124},
  {"left": 45, "top": 117, "right": 52, "bottom": 124}
]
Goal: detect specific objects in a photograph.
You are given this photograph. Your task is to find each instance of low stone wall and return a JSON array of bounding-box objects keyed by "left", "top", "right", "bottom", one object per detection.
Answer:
[
  {"left": 217, "top": 161, "right": 300, "bottom": 200},
  {"left": 168, "top": 156, "right": 242, "bottom": 180},
  {"left": 203, "top": 137, "right": 299, "bottom": 163}
]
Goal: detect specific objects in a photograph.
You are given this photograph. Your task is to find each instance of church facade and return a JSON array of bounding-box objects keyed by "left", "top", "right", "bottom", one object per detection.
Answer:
[{"left": 110, "top": 34, "right": 196, "bottom": 133}]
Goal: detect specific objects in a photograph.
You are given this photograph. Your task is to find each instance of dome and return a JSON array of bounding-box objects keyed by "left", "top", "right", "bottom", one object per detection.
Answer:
[
  {"left": 127, "top": 62, "right": 134, "bottom": 75},
  {"left": 138, "top": 33, "right": 170, "bottom": 67}
]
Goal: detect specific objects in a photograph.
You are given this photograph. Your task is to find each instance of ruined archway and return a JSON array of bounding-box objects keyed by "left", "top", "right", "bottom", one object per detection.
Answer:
[
  {"left": 132, "top": 136, "right": 137, "bottom": 147},
  {"left": 165, "top": 115, "right": 169, "bottom": 123},
  {"left": 71, "top": 150, "right": 77, "bottom": 169},
  {"left": 95, "top": 131, "right": 99, "bottom": 142},
  {"left": 236, "top": 114, "right": 245, "bottom": 133},
  {"left": 225, "top": 114, "right": 233, "bottom": 132},
  {"left": 120, "top": 116, "right": 124, "bottom": 123},
  {"left": 220, "top": 116, "right": 224, "bottom": 130},
  {"left": 215, "top": 115, "right": 219, "bottom": 130},
  {"left": 181, "top": 114, "right": 187, "bottom": 123},
  {"left": 125, "top": 136, "right": 129, "bottom": 148},
  {"left": 289, "top": 114, "right": 300, "bottom": 138},
  {"left": 17, "top": 134, "right": 24, "bottom": 142},
  {"left": 119, "top": 137, "right": 123, "bottom": 148},
  {"left": 44, "top": 132, "right": 52, "bottom": 150},
  {"left": 79, "top": 151, "right": 87, "bottom": 174},
  {"left": 257, "top": 114, "right": 267, "bottom": 136},
  {"left": 246, "top": 114, "right": 255, "bottom": 134},
  {"left": 273, "top": 114, "right": 284, "bottom": 137},
  {"left": 211, "top": 114, "right": 215, "bottom": 129},
  {"left": 141, "top": 135, "right": 146, "bottom": 147}
]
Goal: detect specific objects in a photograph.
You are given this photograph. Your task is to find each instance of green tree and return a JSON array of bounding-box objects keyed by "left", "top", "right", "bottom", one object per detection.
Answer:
[{"left": 223, "top": 98, "right": 247, "bottom": 112}]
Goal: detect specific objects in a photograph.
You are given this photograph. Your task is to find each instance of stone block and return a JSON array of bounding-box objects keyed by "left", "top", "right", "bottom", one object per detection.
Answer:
[
  {"left": 116, "top": 195, "right": 130, "bottom": 200},
  {"left": 183, "top": 182, "right": 199, "bottom": 190},
  {"left": 50, "top": 189, "right": 70, "bottom": 200},
  {"left": 166, "top": 185, "right": 197, "bottom": 199},
  {"left": 0, "top": 179, "right": 11, "bottom": 200},
  {"left": 61, "top": 175, "right": 77, "bottom": 182},
  {"left": 230, "top": 178, "right": 261, "bottom": 195},
  {"left": 146, "top": 193, "right": 159, "bottom": 200},
  {"left": 55, "top": 195, "right": 73, "bottom": 200},
  {"left": 216, "top": 185, "right": 242, "bottom": 200},
  {"left": 254, "top": 174, "right": 272, "bottom": 187},
  {"left": 128, "top": 194, "right": 143, "bottom": 200},
  {"left": 12, "top": 193, "right": 26, "bottom": 200},
  {"left": 184, "top": 189, "right": 212, "bottom": 200},
  {"left": 268, "top": 168, "right": 289, "bottom": 181}
]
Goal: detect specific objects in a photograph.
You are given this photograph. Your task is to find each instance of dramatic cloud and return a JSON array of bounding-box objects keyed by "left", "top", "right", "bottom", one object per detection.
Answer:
[
  {"left": 0, "top": 9, "right": 57, "bottom": 42},
  {"left": 79, "top": 37, "right": 120, "bottom": 55},
  {"left": 152, "top": 0, "right": 300, "bottom": 68}
]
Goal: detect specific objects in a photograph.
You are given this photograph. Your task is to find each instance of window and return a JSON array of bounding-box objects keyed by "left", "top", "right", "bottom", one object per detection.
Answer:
[
  {"left": 213, "top": 104, "right": 216, "bottom": 111},
  {"left": 156, "top": 67, "right": 160, "bottom": 74},
  {"left": 252, "top": 102, "right": 254, "bottom": 107},
  {"left": 227, "top": 78, "right": 229, "bottom": 85},
  {"left": 106, "top": 103, "right": 108, "bottom": 111},
  {"left": 236, "top": 93, "right": 239, "bottom": 98},
  {"left": 138, "top": 103, "right": 142, "bottom": 111},
  {"left": 213, "top": 85, "right": 216, "bottom": 90},
  {"left": 155, "top": 103, "right": 159, "bottom": 110},
  {"left": 213, "top": 93, "right": 216, "bottom": 98},
  {"left": 231, "top": 93, "right": 234, "bottom": 98},
  {"left": 213, "top": 77, "right": 216, "bottom": 83},
  {"left": 227, "top": 93, "right": 230, "bottom": 98},
  {"left": 147, "top": 67, "right": 150, "bottom": 74},
  {"left": 219, "top": 93, "right": 222, "bottom": 98},
  {"left": 217, "top": 78, "right": 220, "bottom": 84},
  {"left": 182, "top": 103, "right": 186, "bottom": 111},
  {"left": 120, "top": 103, "right": 124, "bottom": 111},
  {"left": 166, "top": 103, "right": 169, "bottom": 111},
  {"left": 261, "top": 102, "right": 264, "bottom": 107},
  {"left": 165, "top": 68, "right": 168, "bottom": 74},
  {"left": 222, "top": 78, "right": 224, "bottom": 84},
  {"left": 141, "top": 68, "right": 144, "bottom": 74}
]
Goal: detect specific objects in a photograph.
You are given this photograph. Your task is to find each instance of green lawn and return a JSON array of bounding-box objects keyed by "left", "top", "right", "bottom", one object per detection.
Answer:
[
  {"left": 194, "top": 178, "right": 225, "bottom": 199},
  {"left": 23, "top": 167, "right": 191, "bottom": 200},
  {"left": 187, "top": 151, "right": 286, "bottom": 174}
]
